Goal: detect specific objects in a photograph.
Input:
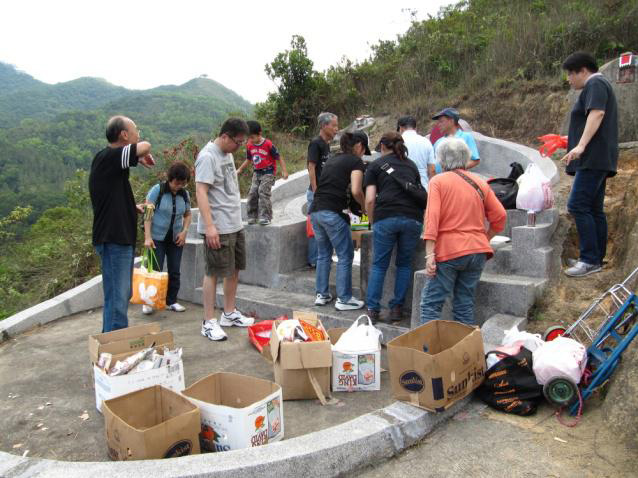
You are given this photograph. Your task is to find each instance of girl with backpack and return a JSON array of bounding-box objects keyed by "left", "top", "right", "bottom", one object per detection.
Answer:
[{"left": 142, "top": 161, "right": 192, "bottom": 314}]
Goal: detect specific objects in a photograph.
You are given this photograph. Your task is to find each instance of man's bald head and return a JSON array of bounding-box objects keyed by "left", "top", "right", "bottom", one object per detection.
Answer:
[{"left": 106, "top": 116, "right": 135, "bottom": 143}]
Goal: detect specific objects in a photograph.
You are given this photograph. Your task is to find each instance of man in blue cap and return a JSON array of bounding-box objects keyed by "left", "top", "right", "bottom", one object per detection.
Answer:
[{"left": 432, "top": 108, "right": 480, "bottom": 170}]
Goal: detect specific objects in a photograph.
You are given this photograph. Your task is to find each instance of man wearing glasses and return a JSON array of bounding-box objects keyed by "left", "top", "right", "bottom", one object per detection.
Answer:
[
  {"left": 195, "top": 118, "right": 254, "bottom": 341},
  {"left": 89, "top": 116, "right": 155, "bottom": 332}
]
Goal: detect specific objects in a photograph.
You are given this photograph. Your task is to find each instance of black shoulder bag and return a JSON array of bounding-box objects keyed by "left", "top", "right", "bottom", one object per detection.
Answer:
[{"left": 379, "top": 161, "right": 427, "bottom": 209}]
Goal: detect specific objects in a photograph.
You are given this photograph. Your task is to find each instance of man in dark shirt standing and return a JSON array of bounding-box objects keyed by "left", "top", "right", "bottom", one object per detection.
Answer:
[
  {"left": 306, "top": 111, "right": 338, "bottom": 267},
  {"left": 89, "top": 116, "right": 155, "bottom": 331},
  {"left": 562, "top": 52, "right": 618, "bottom": 277}
]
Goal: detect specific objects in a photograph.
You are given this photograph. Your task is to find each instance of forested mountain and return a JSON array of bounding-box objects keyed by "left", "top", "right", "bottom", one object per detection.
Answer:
[{"left": 0, "top": 62, "right": 253, "bottom": 218}]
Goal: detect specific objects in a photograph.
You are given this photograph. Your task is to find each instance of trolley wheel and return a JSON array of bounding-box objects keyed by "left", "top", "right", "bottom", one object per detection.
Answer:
[
  {"left": 543, "top": 325, "right": 567, "bottom": 342},
  {"left": 543, "top": 376, "right": 579, "bottom": 407}
]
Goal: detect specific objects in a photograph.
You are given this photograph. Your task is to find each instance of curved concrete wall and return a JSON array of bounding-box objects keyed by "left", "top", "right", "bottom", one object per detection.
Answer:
[{"left": 472, "top": 133, "right": 559, "bottom": 185}]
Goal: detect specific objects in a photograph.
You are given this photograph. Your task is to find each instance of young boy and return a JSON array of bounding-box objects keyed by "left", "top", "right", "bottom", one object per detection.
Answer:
[{"left": 237, "top": 121, "right": 288, "bottom": 225}]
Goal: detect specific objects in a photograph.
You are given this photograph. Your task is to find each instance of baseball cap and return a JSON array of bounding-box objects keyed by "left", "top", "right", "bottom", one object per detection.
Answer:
[
  {"left": 432, "top": 108, "right": 460, "bottom": 122},
  {"left": 396, "top": 115, "right": 417, "bottom": 131},
  {"left": 352, "top": 130, "right": 371, "bottom": 155}
]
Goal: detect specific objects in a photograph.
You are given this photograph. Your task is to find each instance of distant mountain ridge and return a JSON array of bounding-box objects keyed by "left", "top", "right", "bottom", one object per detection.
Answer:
[
  {"left": 0, "top": 62, "right": 253, "bottom": 220},
  {"left": 0, "top": 62, "right": 252, "bottom": 127}
]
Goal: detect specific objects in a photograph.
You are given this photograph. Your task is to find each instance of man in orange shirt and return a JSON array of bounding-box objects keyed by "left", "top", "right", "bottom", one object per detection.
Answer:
[{"left": 420, "top": 138, "right": 506, "bottom": 325}]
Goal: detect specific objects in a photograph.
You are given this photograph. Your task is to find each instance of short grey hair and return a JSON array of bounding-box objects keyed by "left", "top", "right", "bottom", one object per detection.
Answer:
[
  {"left": 437, "top": 138, "right": 471, "bottom": 171},
  {"left": 317, "top": 112, "right": 337, "bottom": 128}
]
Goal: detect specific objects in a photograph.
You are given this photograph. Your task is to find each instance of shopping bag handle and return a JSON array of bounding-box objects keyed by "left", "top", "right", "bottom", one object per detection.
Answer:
[{"left": 142, "top": 247, "right": 158, "bottom": 273}]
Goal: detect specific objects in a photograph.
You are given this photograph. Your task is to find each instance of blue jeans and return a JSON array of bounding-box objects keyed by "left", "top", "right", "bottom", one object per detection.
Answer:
[
  {"left": 307, "top": 189, "right": 317, "bottom": 266},
  {"left": 366, "top": 216, "right": 423, "bottom": 311},
  {"left": 567, "top": 169, "right": 608, "bottom": 266},
  {"left": 311, "top": 210, "right": 354, "bottom": 302},
  {"left": 420, "top": 253, "right": 487, "bottom": 326},
  {"left": 150, "top": 239, "right": 184, "bottom": 306},
  {"left": 95, "top": 243, "right": 134, "bottom": 332}
]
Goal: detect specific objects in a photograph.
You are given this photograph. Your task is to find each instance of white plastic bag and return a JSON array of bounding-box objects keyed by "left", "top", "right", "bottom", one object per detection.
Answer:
[
  {"left": 532, "top": 336, "right": 587, "bottom": 385},
  {"left": 516, "top": 163, "right": 553, "bottom": 212},
  {"left": 501, "top": 326, "right": 544, "bottom": 352},
  {"left": 333, "top": 315, "right": 382, "bottom": 353}
]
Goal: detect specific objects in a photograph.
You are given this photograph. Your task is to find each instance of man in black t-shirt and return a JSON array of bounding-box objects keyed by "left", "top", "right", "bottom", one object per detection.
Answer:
[
  {"left": 306, "top": 111, "right": 338, "bottom": 267},
  {"left": 561, "top": 52, "right": 618, "bottom": 278},
  {"left": 89, "top": 116, "right": 155, "bottom": 332}
]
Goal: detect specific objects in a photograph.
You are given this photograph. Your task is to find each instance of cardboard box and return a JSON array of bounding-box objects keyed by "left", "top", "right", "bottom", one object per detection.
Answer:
[
  {"left": 269, "top": 311, "right": 332, "bottom": 401},
  {"left": 88, "top": 323, "right": 174, "bottom": 365},
  {"left": 93, "top": 349, "right": 185, "bottom": 413},
  {"left": 387, "top": 320, "right": 486, "bottom": 412},
  {"left": 328, "top": 328, "right": 381, "bottom": 392},
  {"left": 103, "top": 385, "right": 201, "bottom": 461},
  {"left": 182, "top": 372, "right": 283, "bottom": 451}
]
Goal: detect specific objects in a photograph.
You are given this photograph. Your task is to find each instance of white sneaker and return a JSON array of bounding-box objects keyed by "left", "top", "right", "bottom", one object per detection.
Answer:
[
  {"left": 314, "top": 293, "right": 333, "bottom": 306},
  {"left": 142, "top": 305, "right": 153, "bottom": 315},
  {"left": 564, "top": 261, "right": 602, "bottom": 277},
  {"left": 201, "top": 319, "right": 227, "bottom": 341},
  {"left": 220, "top": 309, "right": 254, "bottom": 327},
  {"left": 335, "top": 297, "right": 365, "bottom": 311},
  {"left": 168, "top": 303, "right": 186, "bottom": 312},
  {"left": 247, "top": 218, "right": 257, "bottom": 225}
]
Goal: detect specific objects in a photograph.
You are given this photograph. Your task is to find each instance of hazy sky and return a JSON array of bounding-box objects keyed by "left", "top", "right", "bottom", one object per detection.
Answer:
[{"left": 0, "top": 0, "right": 453, "bottom": 104}]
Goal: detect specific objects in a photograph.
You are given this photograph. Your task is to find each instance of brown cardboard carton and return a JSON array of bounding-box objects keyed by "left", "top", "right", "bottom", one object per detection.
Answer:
[
  {"left": 269, "top": 312, "right": 332, "bottom": 401},
  {"left": 103, "top": 385, "right": 201, "bottom": 460},
  {"left": 182, "top": 372, "right": 283, "bottom": 451},
  {"left": 387, "top": 320, "right": 486, "bottom": 412},
  {"left": 88, "top": 323, "right": 173, "bottom": 364}
]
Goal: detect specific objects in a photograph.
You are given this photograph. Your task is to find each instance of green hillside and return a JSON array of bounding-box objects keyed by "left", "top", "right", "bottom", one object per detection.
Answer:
[{"left": 0, "top": 63, "right": 253, "bottom": 219}]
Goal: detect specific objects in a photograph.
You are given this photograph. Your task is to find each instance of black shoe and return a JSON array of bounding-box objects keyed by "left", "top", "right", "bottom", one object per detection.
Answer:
[
  {"left": 389, "top": 305, "right": 404, "bottom": 323},
  {"left": 367, "top": 309, "right": 380, "bottom": 324}
]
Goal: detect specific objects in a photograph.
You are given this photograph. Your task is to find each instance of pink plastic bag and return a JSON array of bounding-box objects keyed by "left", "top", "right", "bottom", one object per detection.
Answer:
[{"left": 532, "top": 337, "right": 587, "bottom": 385}]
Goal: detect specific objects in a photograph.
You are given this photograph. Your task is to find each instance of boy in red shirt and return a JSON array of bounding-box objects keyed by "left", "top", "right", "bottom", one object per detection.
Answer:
[{"left": 237, "top": 121, "right": 288, "bottom": 225}]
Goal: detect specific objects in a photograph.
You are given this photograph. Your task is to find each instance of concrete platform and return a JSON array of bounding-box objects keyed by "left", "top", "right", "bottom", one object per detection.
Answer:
[{"left": 0, "top": 302, "right": 394, "bottom": 462}]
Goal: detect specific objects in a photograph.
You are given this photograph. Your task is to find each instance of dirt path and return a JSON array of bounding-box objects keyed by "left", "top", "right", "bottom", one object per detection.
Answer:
[{"left": 355, "top": 400, "right": 635, "bottom": 478}]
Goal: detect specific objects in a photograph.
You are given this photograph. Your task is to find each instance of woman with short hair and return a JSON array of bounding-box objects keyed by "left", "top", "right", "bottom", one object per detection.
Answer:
[
  {"left": 143, "top": 161, "right": 192, "bottom": 314},
  {"left": 364, "top": 132, "right": 425, "bottom": 323},
  {"left": 420, "top": 138, "right": 507, "bottom": 325}
]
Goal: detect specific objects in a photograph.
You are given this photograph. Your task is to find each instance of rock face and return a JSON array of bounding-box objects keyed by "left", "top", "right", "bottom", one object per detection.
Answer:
[{"left": 561, "top": 54, "right": 638, "bottom": 143}]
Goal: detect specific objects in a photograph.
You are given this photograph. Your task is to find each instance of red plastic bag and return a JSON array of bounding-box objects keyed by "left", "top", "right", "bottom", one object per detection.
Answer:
[
  {"left": 248, "top": 317, "right": 288, "bottom": 352},
  {"left": 537, "top": 134, "right": 567, "bottom": 157},
  {"left": 306, "top": 216, "right": 314, "bottom": 238}
]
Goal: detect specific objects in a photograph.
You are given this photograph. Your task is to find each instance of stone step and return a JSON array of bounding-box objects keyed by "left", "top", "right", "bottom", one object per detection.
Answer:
[
  {"left": 483, "top": 243, "right": 556, "bottom": 278},
  {"left": 192, "top": 283, "right": 410, "bottom": 343},
  {"left": 482, "top": 244, "right": 512, "bottom": 275},
  {"left": 276, "top": 264, "right": 362, "bottom": 299},
  {"left": 410, "top": 270, "right": 546, "bottom": 327}
]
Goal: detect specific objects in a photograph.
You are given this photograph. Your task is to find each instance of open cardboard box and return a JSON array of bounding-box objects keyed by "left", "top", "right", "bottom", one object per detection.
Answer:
[
  {"left": 88, "top": 323, "right": 173, "bottom": 365},
  {"left": 387, "top": 320, "right": 486, "bottom": 412},
  {"left": 94, "top": 347, "right": 185, "bottom": 413},
  {"left": 103, "top": 385, "right": 200, "bottom": 461},
  {"left": 269, "top": 311, "right": 332, "bottom": 402},
  {"left": 182, "top": 372, "right": 283, "bottom": 451},
  {"left": 328, "top": 328, "right": 381, "bottom": 392}
]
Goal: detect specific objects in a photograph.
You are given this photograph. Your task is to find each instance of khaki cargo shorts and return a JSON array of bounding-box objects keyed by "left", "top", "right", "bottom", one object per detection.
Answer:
[{"left": 202, "top": 229, "right": 246, "bottom": 278}]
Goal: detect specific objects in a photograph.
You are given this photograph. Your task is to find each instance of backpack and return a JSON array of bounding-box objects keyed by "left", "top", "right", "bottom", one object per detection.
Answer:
[
  {"left": 487, "top": 178, "right": 518, "bottom": 209},
  {"left": 154, "top": 182, "right": 189, "bottom": 210}
]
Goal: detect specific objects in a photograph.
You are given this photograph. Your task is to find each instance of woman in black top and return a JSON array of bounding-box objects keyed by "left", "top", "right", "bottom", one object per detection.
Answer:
[
  {"left": 364, "top": 132, "right": 425, "bottom": 323},
  {"left": 309, "top": 131, "right": 369, "bottom": 311}
]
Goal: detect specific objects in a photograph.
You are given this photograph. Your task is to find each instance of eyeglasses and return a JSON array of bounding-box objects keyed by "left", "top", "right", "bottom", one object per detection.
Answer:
[{"left": 227, "top": 135, "right": 245, "bottom": 146}]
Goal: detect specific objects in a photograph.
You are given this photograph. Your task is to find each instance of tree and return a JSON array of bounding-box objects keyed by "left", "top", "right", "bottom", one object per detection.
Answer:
[{"left": 262, "top": 35, "right": 320, "bottom": 133}]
